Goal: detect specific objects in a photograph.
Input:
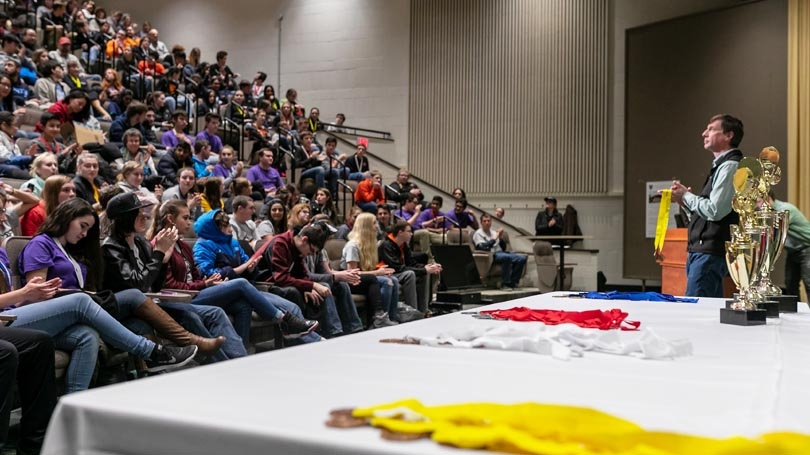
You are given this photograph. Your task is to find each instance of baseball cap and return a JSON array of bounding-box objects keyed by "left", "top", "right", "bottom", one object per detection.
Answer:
[
  {"left": 544, "top": 196, "right": 557, "bottom": 203},
  {"left": 58, "top": 36, "right": 71, "bottom": 46},
  {"left": 106, "top": 193, "right": 154, "bottom": 219}
]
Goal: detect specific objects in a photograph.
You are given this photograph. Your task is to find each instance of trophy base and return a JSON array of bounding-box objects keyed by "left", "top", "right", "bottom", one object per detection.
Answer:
[
  {"left": 719, "top": 308, "right": 766, "bottom": 326},
  {"left": 770, "top": 294, "right": 798, "bottom": 313},
  {"left": 724, "top": 300, "right": 778, "bottom": 318}
]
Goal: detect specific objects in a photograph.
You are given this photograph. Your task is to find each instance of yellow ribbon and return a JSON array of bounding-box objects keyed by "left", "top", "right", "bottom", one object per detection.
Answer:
[
  {"left": 351, "top": 399, "right": 810, "bottom": 455},
  {"left": 654, "top": 189, "right": 672, "bottom": 256}
]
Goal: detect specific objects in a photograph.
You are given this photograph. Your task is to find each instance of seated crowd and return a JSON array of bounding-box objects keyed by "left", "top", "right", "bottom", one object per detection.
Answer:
[{"left": 0, "top": 2, "right": 525, "bottom": 453}]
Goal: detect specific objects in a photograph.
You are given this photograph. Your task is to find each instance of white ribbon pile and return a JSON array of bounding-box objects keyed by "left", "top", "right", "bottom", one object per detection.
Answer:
[{"left": 406, "top": 322, "right": 693, "bottom": 361}]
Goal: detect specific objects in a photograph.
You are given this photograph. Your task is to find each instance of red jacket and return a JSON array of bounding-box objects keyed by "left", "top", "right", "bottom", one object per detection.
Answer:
[
  {"left": 151, "top": 238, "right": 207, "bottom": 291},
  {"left": 269, "top": 230, "right": 313, "bottom": 292},
  {"left": 355, "top": 179, "right": 385, "bottom": 204}
]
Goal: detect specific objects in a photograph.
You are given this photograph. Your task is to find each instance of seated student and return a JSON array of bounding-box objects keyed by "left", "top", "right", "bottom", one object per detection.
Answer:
[
  {"left": 451, "top": 187, "right": 467, "bottom": 201},
  {"left": 385, "top": 168, "right": 424, "bottom": 207},
  {"left": 0, "top": 111, "right": 36, "bottom": 179},
  {"left": 375, "top": 204, "right": 393, "bottom": 241},
  {"left": 295, "top": 131, "right": 339, "bottom": 198},
  {"left": 246, "top": 148, "right": 283, "bottom": 197},
  {"left": 100, "top": 193, "right": 240, "bottom": 362},
  {"left": 310, "top": 187, "right": 338, "bottom": 226},
  {"left": 379, "top": 221, "right": 443, "bottom": 313},
  {"left": 33, "top": 60, "right": 69, "bottom": 107},
  {"left": 161, "top": 110, "right": 195, "bottom": 150},
  {"left": 72, "top": 153, "right": 104, "bottom": 211},
  {"left": 109, "top": 101, "right": 148, "bottom": 144},
  {"left": 0, "top": 326, "right": 56, "bottom": 454},
  {"left": 320, "top": 137, "right": 347, "bottom": 179},
  {"left": 116, "top": 161, "right": 161, "bottom": 219},
  {"left": 474, "top": 214, "right": 526, "bottom": 289},
  {"left": 229, "top": 195, "right": 259, "bottom": 249},
  {"left": 191, "top": 139, "right": 215, "bottom": 178},
  {"left": 445, "top": 197, "right": 479, "bottom": 231},
  {"left": 162, "top": 167, "right": 202, "bottom": 220},
  {"left": 213, "top": 145, "right": 243, "bottom": 188},
  {"left": 255, "top": 198, "right": 288, "bottom": 239},
  {"left": 120, "top": 128, "right": 157, "bottom": 178},
  {"left": 287, "top": 203, "right": 312, "bottom": 231},
  {"left": 224, "top": 177, "right": 254, "bottom": 213},
  {"left": 535, "top": 196, "right": 563, "bottom": 235},
  {"left": 157, "top": 142, "right": 193, "bottom": 187},
  {"left": 335, "top": 206, "right": 361, "bottom": 241},
  {"left": 30, "top": 112, "right": 77, "bottom": 158},
  {"left": 494, "top": 207, "right": 505, "bottom": 219},
  {"left": 21, "top": 152, "right": 60, "bottom": 197},
  {"left": 20, "top": 174, "right": 73, "bottom": 236},
  {"left": 200, "top": 176, "right": 224, "bottom": 213},
  {"left": 225, "top": 90, "right": 250, "bottom": 125},
  {"left": 150, "top": 200, "right": 318, "bottom": 346},
  {"left": 355, "top": 170, "right": 385, "bottom": 213},
  {"left": 413, "top": 196, "right": 451, "bottom": 258},
  {"left": 340, "top": 213, "right": 400, "bottom": 323},
  {"left": 344, "top": 140, "right": 370, "bottom": 181},
  {"left": 302, "top": 216, "right": 366, "bottom": 334},
  {"left": 265, "top": 222, "right": 350, "bottom": 337},
  {"left": 195, "top": 113, "right": 224, "bottom": 154},
  {"left": 394, "top": 193, "right": 422, "bottom": 226},
  {"left": 64, "top": 60, "right": 110, "bottom": 120}
]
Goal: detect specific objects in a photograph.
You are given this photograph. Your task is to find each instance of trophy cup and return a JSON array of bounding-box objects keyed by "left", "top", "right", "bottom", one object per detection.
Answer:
[
  {"left": 720, "top": 164, "right": 767, "bottom": 325},
  {"left": 753, "top": 147, "right": 797, "bottom": 313}
]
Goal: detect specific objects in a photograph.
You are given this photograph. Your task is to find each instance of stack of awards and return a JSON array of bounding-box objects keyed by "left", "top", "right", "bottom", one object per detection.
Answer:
[{"left": 720, "top": 147, "right": 798, "bottom": 326}]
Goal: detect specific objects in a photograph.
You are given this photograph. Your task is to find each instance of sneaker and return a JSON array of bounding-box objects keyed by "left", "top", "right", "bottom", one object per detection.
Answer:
[
  {"left": 145, "top": 344, "right": 198, "bottom": 373},
  {"left": 398, "top": 305, "right": 425, "bottom": 323},
  {"left": 282, "top": 313, "right": 319, "bottom": 338},
  {"left": 372, "top": 311, "right": 399, "bottom": 329}
]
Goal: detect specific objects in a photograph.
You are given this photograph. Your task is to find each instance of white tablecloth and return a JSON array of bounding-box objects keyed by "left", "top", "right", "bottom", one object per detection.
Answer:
[{"left": 42, "top": 293, "right": 810, "bottom": 455}]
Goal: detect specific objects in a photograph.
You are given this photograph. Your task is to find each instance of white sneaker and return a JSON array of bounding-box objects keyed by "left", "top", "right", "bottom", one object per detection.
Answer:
[{"left": 372, "top": 311, "right": 399, "bottom": 329}]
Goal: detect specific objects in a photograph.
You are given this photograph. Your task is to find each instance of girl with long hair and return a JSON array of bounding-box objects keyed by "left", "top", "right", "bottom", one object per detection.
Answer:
[
  {"left": 150, "top": 200, "right": 319, "bottom": 345},
  {"left": 342, "top": 213, "right": 399, "bottom": 323},
  {"left": 200, "top": 176, "right": 223, "bottom": 213},
  {"left": 287, "top": 202, "right": 311, "bottom": 231},
  {"left": 256, "top": 198, "right": 287, "bottom": 239},
  {"left": 19, "top": 174, "right": 74, "bottom": 237},
  {"left": 310, "top": 188, "right": 338, "bottom": 226}
]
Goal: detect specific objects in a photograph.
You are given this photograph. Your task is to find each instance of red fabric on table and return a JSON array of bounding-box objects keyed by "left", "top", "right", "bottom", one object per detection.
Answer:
[{"left": 479, "top": 307, "right": 641, "bottom": 331}]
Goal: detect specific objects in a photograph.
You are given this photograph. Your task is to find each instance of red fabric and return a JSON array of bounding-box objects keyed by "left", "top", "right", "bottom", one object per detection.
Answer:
[
  {"left": 480, "top": 307, "right": 640, "bottom": 331},
  {"left": 354, "top": 179, "right": 385, "bottom": 204},
  {"left": 357, "top": 137, "right": 369, "bottom": 147},
  {"left": 20, "top": 202, "right": 45, "bottom": 236}
]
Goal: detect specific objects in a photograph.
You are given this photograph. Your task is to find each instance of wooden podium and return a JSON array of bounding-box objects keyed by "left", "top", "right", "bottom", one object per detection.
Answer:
[{"left": 657, "top": 228, "right": 687, "bottom": 296}]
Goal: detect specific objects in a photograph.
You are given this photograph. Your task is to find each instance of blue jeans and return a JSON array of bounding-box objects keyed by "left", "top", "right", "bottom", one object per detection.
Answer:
[
  {"left": 377, "top": 276, "right": 399, "bottom": 321},
  {"left": 331, "top": 282, "right": 363, "bottom": 333},
  {"left": 357, "top": 202, "right": 378, "bottom": 213},
  {"left": 191, "top": 278, "right": 284, "bottom": 348},
  {"left": 300, "top": 166, "right": 327, "bottom": 189},
  {"left": 493, "top": 252, "right": 527, "bottom": 288},
  {"left": 5, "top": 293, "right": 155, "bottom": 392},
  {"left": 157, "top": 301, "right": 246, "bottom": 362},
  {"left": 347, "top": 171, "right": 366, "bottom": 181},
  {"left": 685, "top": 252, "right": 728, "bottom": 298}
]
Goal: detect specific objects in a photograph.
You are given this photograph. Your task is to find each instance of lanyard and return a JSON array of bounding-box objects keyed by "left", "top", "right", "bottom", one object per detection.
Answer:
[{"left": 50, "top": 237, "right": 85, "bottom": 288}]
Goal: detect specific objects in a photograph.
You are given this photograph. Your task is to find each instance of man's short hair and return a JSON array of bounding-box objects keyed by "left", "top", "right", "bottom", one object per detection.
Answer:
[
  {"left": 175, "top": 142, "right": 192, "bottom": 154},
  {"left": 122, "top": 128, "right": 142, "bottom": 142},
  {"left": 390, "top": 221, "right": 410, "bottom": 237},
  {"left": 298, "top": 223, "right": 329, "bottom": 250},
  {"left": 256, "top": 71, "right": 267, "bottom": 81},
  {"left": 480, "top": 213, "right": 492, "bottom": 222},
  {"left": 404, "top": 193, "right": 419, "bottom": 204},
  {"left": 232, "top": 195, "right": 253, "bottom": 211},
  {"left": 709, "top": 114, "right": 744, "bottom": 148},
  {"left": 325, "top": 137, "right": 337, "bottom": 145},
  {"left": 194, "top": 139, "right": 210, "bottom": 154},
  {"left": 216, "top": 50, "right": 227, "bottom": 60},
  {"left": 456, "top": 198, "right": 468, "bottom": 209},
  {"left": 126, "top": 102, "right": 148, "bottom": 118},
  {"left": 299, "top": 130, "right": 313, "bottom": 141},
  {"left": 431, "top": 195, "right": 443, "bottom": 206},
  {"left": 171, "top": 110, "right": 187, "bottom": 120},
  {"left": 205, "top": 112, "right": 221, "bottom": 123}
]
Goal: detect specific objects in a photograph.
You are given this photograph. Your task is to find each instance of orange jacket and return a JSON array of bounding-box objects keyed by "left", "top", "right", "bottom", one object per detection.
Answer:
[{"left": 355, "top": 179, "right": 385, "bottom": 204}]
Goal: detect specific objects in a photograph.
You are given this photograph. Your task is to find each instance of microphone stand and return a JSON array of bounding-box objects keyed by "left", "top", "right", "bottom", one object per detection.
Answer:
[
  {"left": 278, "top": 145, "right": 296, "bottom": 184},
  {"left": 222, "top": 116, "right": 243, "bottom": 162},
  {"left": 445, "top": 216, "right": 462, "bottom": 245}
]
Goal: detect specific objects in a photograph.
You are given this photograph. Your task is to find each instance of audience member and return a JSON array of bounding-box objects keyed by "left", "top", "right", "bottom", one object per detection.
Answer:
[
  {"left": 379, "top": 220, "right": 442, "bottom": 313},
  {"left": 355, "top": 170, "right": 385, "bottom": 213},
  {"left": 246, "top": 148, "right": 283, "bottom": 197},
  {"left": 474, "top": 214, "right": 526, "bottom": 289},
  {"left": 157, "top": 142, "right": 192, "bottom": 187},
  {"left": 535, "top": 196, "right": 563, "bottom": 235}
]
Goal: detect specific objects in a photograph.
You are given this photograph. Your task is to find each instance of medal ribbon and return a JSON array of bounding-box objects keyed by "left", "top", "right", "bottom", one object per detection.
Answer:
[{"left": 654, "top": 189, "right": 672, "bottom": 256}]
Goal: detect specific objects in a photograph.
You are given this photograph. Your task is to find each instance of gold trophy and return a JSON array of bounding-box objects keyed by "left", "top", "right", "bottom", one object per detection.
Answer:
[
  {"left": 753, "top": 147, "right": 797, "bottom": 312},
  {"left": 720, "top": 160, "right": 767, "bottom": 325}
]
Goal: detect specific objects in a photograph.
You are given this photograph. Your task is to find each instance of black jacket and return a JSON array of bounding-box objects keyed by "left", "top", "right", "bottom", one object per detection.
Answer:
[
  {"left": 535, "top": 209, "right": 563, "bottom": 236},
  {"left": 157, "top": 152, "right": 190, "bottom": 187},
  {"left": 687, "top": 149, "right": 743, "bottom": 256},
  {"left": 72, "top": 175, "right": 102, "bottom": 206},
  {"left": 101, "top": 234, "right": 166, "bottom": 293},
  {"left": 378, "top": 236, "right": 425, "bottom": 276}
]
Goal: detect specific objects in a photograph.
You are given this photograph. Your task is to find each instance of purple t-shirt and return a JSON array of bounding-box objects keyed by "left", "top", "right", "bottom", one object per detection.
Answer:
[
  {"left": 161, "top": 130, "right": 195, "bottom": 149},
  {"left": 20, "top": 234, "right": 87, "bottom": 289},
  {"left": 213, "top": 163, "right": 235, "bottom": 179},
  {"left": 195, "top": 130, "right": 223, "bottom": 153},
  {"left": 445, "top": 210, "right": 476, "bottom": 229},
  {"left": 246, "top": 164, "right": 283, "bottom": 191},
  {"left": 415, "top": 209, "right": 450, "bottom": 230}
]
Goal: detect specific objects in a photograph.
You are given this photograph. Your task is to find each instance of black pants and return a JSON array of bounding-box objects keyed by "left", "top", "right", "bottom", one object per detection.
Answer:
[{"left": 0, "top": 327, "right": 57, "bottom": 453}]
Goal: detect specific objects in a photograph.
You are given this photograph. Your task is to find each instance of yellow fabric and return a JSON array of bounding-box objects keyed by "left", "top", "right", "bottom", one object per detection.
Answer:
[
  {"left": 351, "top": 399, "right": 810, "bottom": 455},
  {"left": 200, "top": 196, "right": 211, "bottom": 213},
  {"left": 653, "top": 189, "right": 671, "bottom": 255}
]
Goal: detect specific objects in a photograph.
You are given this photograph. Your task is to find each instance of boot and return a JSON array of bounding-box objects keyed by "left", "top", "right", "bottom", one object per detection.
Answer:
[{"left": 133, "top": 298, "right": 226, "bottom": 354}]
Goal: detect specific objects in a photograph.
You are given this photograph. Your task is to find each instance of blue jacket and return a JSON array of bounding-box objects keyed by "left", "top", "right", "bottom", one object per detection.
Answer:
[
  {"left": 192, "top": 156, "right": 212, "bottom": 178},
  {"left": 193, "top": 209, "right": 249, "bottom": 279}
]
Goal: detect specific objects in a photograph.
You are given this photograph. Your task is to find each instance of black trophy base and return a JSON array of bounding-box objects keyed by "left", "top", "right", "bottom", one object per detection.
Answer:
[
  {"left": 720, "top": 307, "right": 767, "bottom": 326},
  {"left": 771, "top": 295, "right": 798, "bottom": 313},
  {"left": 757, "top": 300, "right": 779, "bottom": 318},
  {"left": 724, "top": 300, "right": 779, "bottom": 318}
]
